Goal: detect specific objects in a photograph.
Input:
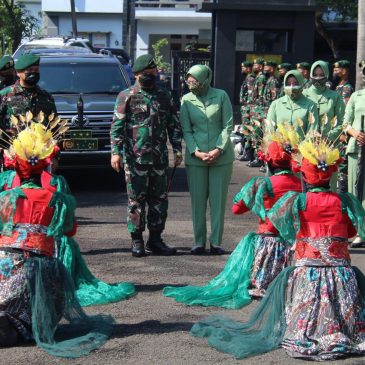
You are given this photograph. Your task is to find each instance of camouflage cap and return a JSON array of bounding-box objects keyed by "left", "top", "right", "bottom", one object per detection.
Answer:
[
  {"left": 333, "top": 59, "right": 350, "bottom": 69},
  {"left": 296, "top": 62, "right": 311, "bottom": 70},
  {"left": 132, "top": 54, "right": 157, "bottom": 73},
  {"left": 264, "top": 60, "right": 277, "bottom": 67},
  {"left": 278, "top": 62, "right": 292, "bottom": 70},
  {"left": 15, "top": 54, "right": 40, "bottom": 71},
  {"left": 241, "top": 61, "right": 253, "bottom": 67},
  {"left": 253, "top": 58, "right": 265, "bottom": 65},
  {"left": 0, "top": 55, "right": 14, "bottom": 71}
]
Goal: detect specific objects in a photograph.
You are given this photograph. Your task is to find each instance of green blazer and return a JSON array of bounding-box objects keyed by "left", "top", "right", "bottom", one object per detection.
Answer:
[
  {"left": 180, "top": 86, "right": 234, "bottom": 166},
  {"left": 344, "top": 89, "right": 365, "bottom": 154},
  {"left": 303, "top": 86, "right": 345, "bottom": 143},
  {"left": 266, "top": 94, "right": 319, "bottom": 138}
]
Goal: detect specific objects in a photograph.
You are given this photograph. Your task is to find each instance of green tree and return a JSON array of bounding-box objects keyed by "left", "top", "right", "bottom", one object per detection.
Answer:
[
  {"left": 151, "top": 38, "right": 171, "bottom": 73},
  {"left": 316, "top": 0, "right": 357, "bottom": 59},
  {"left": 0, "top": 0, "right": 39, "bottom": 54}
]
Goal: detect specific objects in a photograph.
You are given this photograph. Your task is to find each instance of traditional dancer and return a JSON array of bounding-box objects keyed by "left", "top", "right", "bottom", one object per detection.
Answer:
[
  {"left": 0, "top": 113, "right": 136, "bottom": 307},
  {"left": 163, "top": 125, "right": 302, "bottom": 308},
  {"left": 191, "top": 134, "right": 365, "bottom": 361},
  {"left": 0, "top": 119, "right": 113, "bottom": 357}
]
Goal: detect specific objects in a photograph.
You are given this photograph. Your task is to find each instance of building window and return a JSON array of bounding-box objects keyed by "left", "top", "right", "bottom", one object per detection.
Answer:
[{"left": 236, "top": 30, "right": 292, "bottom": 53}]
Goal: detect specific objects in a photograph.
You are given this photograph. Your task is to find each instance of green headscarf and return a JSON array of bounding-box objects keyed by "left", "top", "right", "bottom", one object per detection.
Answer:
[
  {"left": 283, "top": 70, "right": 304, "bottom": 100},
  {"left": 310, "top": 60, "right": 329, "bottom": 79},
  {"left": 186, "top": 64, "right": 212, "bottom": 96}
]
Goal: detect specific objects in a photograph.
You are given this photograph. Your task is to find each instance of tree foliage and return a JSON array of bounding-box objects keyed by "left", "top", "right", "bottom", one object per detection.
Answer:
[
  {"left": 0, "top": 0, "right": 40, "bottom": 54},
  {"left": 317, "top": 0, "right": 357, "bottom": 21},
  {"left": 152, "top": 38, "right": 171, "bottom": 73}
]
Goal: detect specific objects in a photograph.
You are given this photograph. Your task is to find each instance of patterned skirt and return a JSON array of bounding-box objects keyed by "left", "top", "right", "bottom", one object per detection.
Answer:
[
  {"left": 0, "top": 250, "right": 64, "bottom": 342},
  {"left": 282, "top": 265, "right": 365, "bottom": 360},
  {"left": 249, "top": 234, "right": 293, "bottom": 297}
]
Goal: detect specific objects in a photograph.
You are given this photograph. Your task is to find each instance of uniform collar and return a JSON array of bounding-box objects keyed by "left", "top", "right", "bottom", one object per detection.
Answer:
[{"left": 13, "top": 80, "right": 41, "bottom": 95}]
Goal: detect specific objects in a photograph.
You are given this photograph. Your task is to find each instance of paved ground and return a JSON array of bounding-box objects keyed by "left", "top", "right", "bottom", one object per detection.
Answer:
[{"left": 2, "top": 160, "right": 365, "bottom": 365}]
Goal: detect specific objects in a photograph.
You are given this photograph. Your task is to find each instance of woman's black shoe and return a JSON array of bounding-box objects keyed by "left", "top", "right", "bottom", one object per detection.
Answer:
[
  {"left": 210, "top": 245, "right": 226, "bottom": 255},
  {"left": 191, "top": 246, "right": 205, "bottom": 255}
]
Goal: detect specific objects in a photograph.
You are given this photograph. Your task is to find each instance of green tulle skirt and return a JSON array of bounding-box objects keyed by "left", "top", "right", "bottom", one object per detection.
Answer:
[
  {"left": 163, "top": 232, "right": 257, "bottom": 309},
  {"left": 59, "top": 236, "right": 136, "bottom": 307},
  {"left": 190, "top": 266, "right": 365, "bottom": 360}
]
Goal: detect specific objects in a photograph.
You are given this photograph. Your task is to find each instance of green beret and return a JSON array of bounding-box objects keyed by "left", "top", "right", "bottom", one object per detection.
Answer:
[
  {"left": 296, "top": 62, "right": 311, "bottom": 70},
  {"left": 132, "top": 54, "right": 157, "bottom": 73},
  {"left": 241, "top": 61, "right": 253, "bottom": 67},
  {"left": 333, "top": 59, "right": 350, "bottom": 69},
  {"left": 15, "top": 54, "right": 40, "bottom": 71},
  {"left": 0, "top": 55, "right": 14, "bottom": 71},
  {"left": 264, "top": 60, "right": 277, "bottom": 67},
  {"left": 278, "top": 62, "right": 292, "bottom": 70},
  {"left": 253, "top": 58, "right": 265, "bottom": 65}
]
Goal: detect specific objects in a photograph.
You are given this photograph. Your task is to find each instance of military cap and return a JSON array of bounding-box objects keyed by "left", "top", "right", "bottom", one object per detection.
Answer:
[
  {"left": 15, "top": 54, "right": 40, "bottom": 71},
  {"left": 132, "top": 54, "right": 157, "bottom": 73},
  {"left": 241, "top": 61, "right": 253, "bottom": 67},
  {"left": 264, "top": 60, "right": 277, "bottom": 67},
  {"left": 0, "top": 55, "right": 14, "bottom": 71},
  {"left": 253, "top": 58, "right": 265, "bottom": 65},
  {"left": 278, "top": 62, "right": 292, "bottom": 70},
  {"left": 296, "top": 62, "right": 311, "bottom": 70},
  {"left": 333, "top": 59, "right": 350, "bottom": 69}
]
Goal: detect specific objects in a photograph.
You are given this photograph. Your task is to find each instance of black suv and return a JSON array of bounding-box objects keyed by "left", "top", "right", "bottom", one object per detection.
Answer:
[{"left": 38, "top": 53, "right": 130, "bottom": 169}]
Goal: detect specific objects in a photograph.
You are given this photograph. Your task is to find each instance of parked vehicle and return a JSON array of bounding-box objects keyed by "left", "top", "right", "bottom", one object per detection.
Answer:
[
  {"left": 37, "top": 52, "right": 131, "bottom": 170},
  {"left": 13, "top": 36, "right": 93, "bottom": 61}
]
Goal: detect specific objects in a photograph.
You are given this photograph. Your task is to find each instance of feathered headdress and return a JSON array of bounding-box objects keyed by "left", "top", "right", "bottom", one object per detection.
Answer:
[
  {"left": 292, "top": 132, "right": 342, "bottom": 185},
  {"left": 258, "top": 123, "right": 300, "bottom": 169},
  {"left": 2, "top": 111, "right": 69, "bottom": 178}
]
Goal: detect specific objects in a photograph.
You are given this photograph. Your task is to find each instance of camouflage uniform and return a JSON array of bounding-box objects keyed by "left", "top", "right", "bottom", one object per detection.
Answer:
[
  {"left": 239, "top": 73, "right": 255, "bottom": 124},
  {"left": 0, "top": 80, "right": 57, "bottom": 134},
  {"left": 110, "top": 82, "right": 182, "bottom": 233},
  {"left": 262, "top": 75, "right": 280, "bottom": 116},
  {"left": 251, "top": 72, "right": 267, "bottom": 121},
  {"left": 336, "top": 81, "right": 353, "bottom": 105},
  {"left": 302, "top": 78, "right": 312, "bottom": 90}
]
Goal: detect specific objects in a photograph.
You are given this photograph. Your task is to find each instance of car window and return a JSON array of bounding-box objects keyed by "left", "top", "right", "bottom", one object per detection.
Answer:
[{"left": 39, "top": 62, "right": 128, "bottom": 93}]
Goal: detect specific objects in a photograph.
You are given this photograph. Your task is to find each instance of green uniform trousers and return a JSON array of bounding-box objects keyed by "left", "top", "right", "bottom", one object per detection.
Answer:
[
  {"left": 186, "top": 163, "right": 233, "bottom": 247},
  {"left": 348, "top": 153, "right": 365, "bottom": 208}
]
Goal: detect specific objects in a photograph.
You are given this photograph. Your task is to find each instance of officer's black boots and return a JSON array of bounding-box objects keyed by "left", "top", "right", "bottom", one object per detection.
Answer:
[
  {"left": 146, "top": 230, "right": 177, "bottom": 255},
  {"left": 131, "top": 231, "right": 146, "bottom": 257}
]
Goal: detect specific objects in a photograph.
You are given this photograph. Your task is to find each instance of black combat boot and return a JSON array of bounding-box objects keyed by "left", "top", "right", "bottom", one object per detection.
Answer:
[
  {"left": 146, "top": 230, "right": 177, "bottom": 256},
  {"left": 131, "top": 231, "right": 146, "bottom": 257}
]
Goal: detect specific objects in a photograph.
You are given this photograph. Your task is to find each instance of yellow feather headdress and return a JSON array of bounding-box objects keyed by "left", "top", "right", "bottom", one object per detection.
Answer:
[
  {"left": 261, "top": 122, "right": 300, "bottom": 155},
  {"left": 4, "top": 112, "right": 69, "bottom": 165}
]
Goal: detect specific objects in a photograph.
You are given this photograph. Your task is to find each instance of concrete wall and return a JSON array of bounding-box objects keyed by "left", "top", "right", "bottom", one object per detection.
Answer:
[
  {"left": 136, "top": 19, "right": 211, "bottom": 58},
  {"left": 55, "top": 13, "right": 123, "bottom": 47},
  {"left": 42, "top": 0, "right": 123, "bottom": 13}
]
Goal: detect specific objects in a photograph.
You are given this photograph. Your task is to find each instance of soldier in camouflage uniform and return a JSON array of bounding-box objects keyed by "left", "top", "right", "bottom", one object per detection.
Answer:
[
  {"left": 333, "top": 60, "right": 353, "bottom": 105},
  {"left": 247, "top": 58, "right": 266, "bottom": 168},
  {"left": 110, "top": 54, "right": 183, "bottom": 257},
  {"left": 262, "top": 60, "right": 280, "bottom": 116},
  {"left": 239, "top": 61, "right": 255, "bottom": 125},
  {"left": 0, "top": 55, "right": 57, "bottom": 134},
  {"left": 278, "top": 62, "right": 292, "bottom": 96},
  {"left": 297, "top": 62, "right": 311, "bottom": 89},
  {"left": 0, "top": 56, "right": 16, "bottom": 91}
]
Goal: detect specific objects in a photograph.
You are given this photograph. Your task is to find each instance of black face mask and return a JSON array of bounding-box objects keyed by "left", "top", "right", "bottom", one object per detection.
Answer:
[
  {"left": 263, "top": 71, "right": 271, "bottom": 78},
  {"left": 24, "top": 72, "right": 40, "bottom": 86},
  {"left": 311, "top": 76, "right": 327, "bottom": 89},
  {"left": 139, "top": 73, "right": 156, "bottom": 89},
  {"left": 278, "top": 74, "right": 285, "bottom": 83},
  {"left": 332, "top": 74, "right": 341, "bottom": 85}
]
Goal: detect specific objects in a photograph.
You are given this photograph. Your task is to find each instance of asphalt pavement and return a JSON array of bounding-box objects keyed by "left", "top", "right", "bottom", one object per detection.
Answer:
[{"left": 2, "top": 161, "right": 365, "bottom": 365}]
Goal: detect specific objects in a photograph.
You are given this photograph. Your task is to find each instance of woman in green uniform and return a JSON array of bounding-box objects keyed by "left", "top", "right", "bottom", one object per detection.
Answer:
[
  {"left": 343, "top": 61, "right": 365, "bottom": 246},
  {"left": 180, "top": 64, "right": 234, "bottom": 255},
  {"left": 266, "top": 70, "right": 319, "bottom": 138}
]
